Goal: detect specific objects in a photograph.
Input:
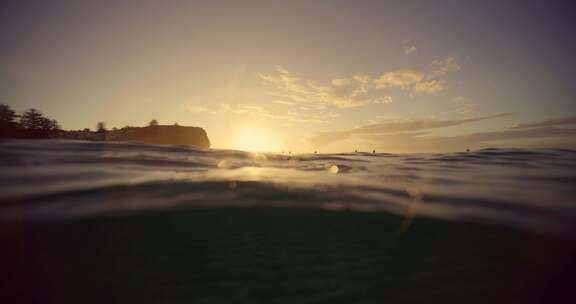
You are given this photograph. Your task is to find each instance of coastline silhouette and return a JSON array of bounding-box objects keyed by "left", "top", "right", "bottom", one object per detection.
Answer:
[{"left": 0, "top": 104, "right": 210, "bottom": 148}]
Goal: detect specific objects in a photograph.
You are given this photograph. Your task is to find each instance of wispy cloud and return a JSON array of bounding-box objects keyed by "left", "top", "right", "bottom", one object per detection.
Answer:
[
  {"left": 273, "top": 100, "right": 295, "bottom": 105},
  {"left": 429, "top": 56, "right": 461, "bottom": 78},
  {"left": 372, "top": 56, "right": 461, "bottom": 94},
  {"left": 308, "top": 113, "right": 512, "bottom": 147},
  {"left": 356, "top": 127, "right": 576, "bottom": 152},
  {"left": 331, "top": 78, "right": 352, "bottom": 86},
  {"left": 309, "top": 114, "right": 576, "bottom": 152},
  {"left": 373, "top": 69, "right": 424, "bottom": 89},
  {"left": 510, "top": 116, "right": 576, "bottom": 129},
  {"left": 259, "top": 56, "right": 461, "bottom": 110},
  {"left": 259, "top": 67, "right": 381, "bottom": 108},
  {"left": 403, "top": 45, "right": 417, "bottom": 55},
  {"left": 372, "top": 96, "right": 393, "bottom": 104},
  {"left": 451, "top": 96, "right": 478, "bottom": 114},
  {"left": 413, "top": 80, "right": 446, "bottom": 94},
  {"left": 184, "top": 105, "right": 217, "bottom": 114},
  {"left": 184, "top": 102, "right": 337, "bottom": 124},
  {"left": 401, "top": 39, "right": 417, "bottom": 55},
  {"left": 220, "top": 103, "right": 338, "bottom": 124}
]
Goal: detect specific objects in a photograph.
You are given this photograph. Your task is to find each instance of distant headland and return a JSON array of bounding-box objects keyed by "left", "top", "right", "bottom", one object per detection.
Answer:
[
  {"left": 108, "top": 123, "right": 210, "bottom": 148},
  {"left": 0, "top": 104, "right": 210, "bottom": 148}
]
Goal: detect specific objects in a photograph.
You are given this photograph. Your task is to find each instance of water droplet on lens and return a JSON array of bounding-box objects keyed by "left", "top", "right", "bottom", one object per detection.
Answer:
[
  {"left": 217, "top": 160, "right": 228, "bottom": 168},
  {"left": 328, "top": 164, "right": 339, "bottom": 174}
]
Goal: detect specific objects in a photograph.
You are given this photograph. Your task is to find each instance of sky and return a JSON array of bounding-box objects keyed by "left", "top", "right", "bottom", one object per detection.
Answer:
[{"left": 1, "top": 0, "right": 576, "bottom": 152}]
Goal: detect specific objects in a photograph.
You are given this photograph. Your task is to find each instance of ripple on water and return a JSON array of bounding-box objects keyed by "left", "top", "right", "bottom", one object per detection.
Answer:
[{"left": 1, "top": 140, "right": 575, "bottom": 237}]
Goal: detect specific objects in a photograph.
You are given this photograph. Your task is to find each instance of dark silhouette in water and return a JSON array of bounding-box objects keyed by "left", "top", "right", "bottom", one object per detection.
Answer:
[{"left": 373, "top": 149, "right": 376, "bottom": 153}]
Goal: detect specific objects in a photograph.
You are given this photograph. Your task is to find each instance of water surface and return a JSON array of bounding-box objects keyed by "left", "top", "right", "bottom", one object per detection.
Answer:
[
  {"left": 1, "top": 140, "right": 575, "bottom": 303},
  {"left": 1, "top": 139, "right": 575, "bottom": 236}
]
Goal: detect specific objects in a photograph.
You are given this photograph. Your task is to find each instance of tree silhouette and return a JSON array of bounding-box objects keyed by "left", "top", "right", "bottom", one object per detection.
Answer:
[
  {"left": 44, "top": 119, "right": 59, "bottom": 133},
  {"left": 97, "top": 122, "right": 106, "bottom": 132},
  {"left": 0, "top": 104, "right": 18, "bottom": 126},
  {"left": 19, "top": 108, "right": 59, "bottom": 138},
  {"left": 0, "top": 104, "right": 20, "bottom": 138},
  {"left": 20, "top": 109, "right": 44, "bottom": 131},
  {"left": 149, "top": 119, "right": 159, "bottom": 127},
  {"left": 96, "top": 122, "right": 107, "bottom": 140}
]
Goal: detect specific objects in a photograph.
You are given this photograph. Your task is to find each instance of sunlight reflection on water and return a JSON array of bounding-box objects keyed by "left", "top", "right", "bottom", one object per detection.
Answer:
[{"left": 1, "top": 140, "right": 576, "bottom": 236}]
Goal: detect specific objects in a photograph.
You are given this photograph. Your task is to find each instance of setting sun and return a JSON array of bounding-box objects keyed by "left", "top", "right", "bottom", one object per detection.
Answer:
[
  {"left": 232, "top": 126, "right": 281, "bottom": 152},
  {"left": 3, "top": 1, "right": 576, "bottom": 303}
]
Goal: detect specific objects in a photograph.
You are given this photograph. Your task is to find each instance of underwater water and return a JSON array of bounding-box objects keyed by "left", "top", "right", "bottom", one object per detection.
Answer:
[{"left": 1, "top": 139, "right": 575, "bottom": 303}]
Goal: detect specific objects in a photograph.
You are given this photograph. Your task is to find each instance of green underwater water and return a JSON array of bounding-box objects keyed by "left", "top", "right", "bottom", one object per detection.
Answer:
[{"left": 2, "top": 208, "right": 574, "bottom": 304}]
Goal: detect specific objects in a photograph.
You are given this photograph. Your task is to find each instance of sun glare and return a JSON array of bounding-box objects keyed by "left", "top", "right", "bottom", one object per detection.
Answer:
[{"left": 232, "top": 126, "right": 281, "bottom": 152}]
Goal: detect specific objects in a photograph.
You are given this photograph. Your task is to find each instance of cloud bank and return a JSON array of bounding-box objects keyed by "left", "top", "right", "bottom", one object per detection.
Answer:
[
  {"left": 309, "top": 113, "right": 512, "bottom": 147},
  {"left": 259, "top": 56, "right": 461, "bottom": 110},
  {"left": 183, "top": 56, "right": 464, "bottom": 129},
  {"left": 510, "top": 116, "right": 576, "bottom": 129},
  {"left": 309, "top": 114, "right": 576, "bottom": 152}
]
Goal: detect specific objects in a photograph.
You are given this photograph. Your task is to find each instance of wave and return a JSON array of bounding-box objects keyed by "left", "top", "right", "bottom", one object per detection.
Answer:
[{"left": 1, "top": 139, "right": 575, "bottom": 237}]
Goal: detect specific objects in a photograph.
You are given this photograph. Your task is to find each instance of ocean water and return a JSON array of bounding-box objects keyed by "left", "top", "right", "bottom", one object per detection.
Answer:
[
  {"left": 1, "top": 139, "right": 575, "bottom": 236},
  {"left": 1, "top": 139, "right": 575, "bottom": 303}
]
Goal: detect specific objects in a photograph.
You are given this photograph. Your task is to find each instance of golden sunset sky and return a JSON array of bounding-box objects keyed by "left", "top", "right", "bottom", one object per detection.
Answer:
[{"left": 2, "top": 1, "right": 576, "bottom": 152}]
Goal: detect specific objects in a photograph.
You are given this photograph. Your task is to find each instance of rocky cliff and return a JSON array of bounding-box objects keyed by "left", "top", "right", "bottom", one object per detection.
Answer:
[{"left": 109, "top": 125, "right": 210, "bottom": 148}]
